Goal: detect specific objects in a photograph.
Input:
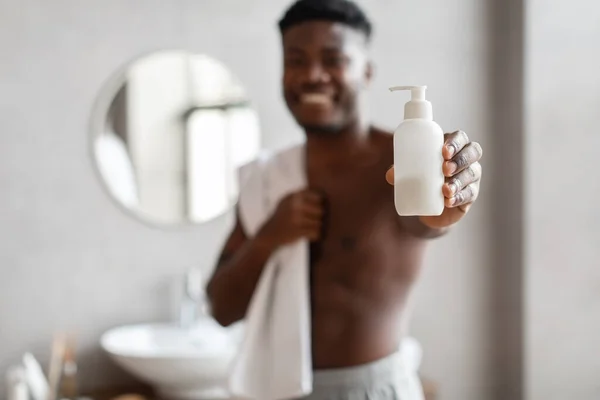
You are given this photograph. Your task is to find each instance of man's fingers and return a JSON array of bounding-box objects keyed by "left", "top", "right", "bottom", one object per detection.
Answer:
[
  {"left": 444, "top": 141, "right": 483, "bottom": 177},
  {"left": 300, "top": 218, "right": 322, "bottom": 241},
  {"left": 446, "top": 182, "right": 479, "bottom": 208},
  {"left": 301, "top": 204, "right": 324, "bottom": 219},
  {"left": 444, "top": 162, "right": 482, "bottom": 197},
  {"left": 443, "top": 130, "right": 470, "bottom": 160},
  {"left": 300, "top": 189, "right": 326, "bottom": 218},
  {"left": 385, "top": 166, "right": 394, "bottom": 185},
  {"left": 301, "top": 217, "right": 322, "bottom": 230},
  {"left": 302, "top": 189, "right": 325, "bottom": 203}
]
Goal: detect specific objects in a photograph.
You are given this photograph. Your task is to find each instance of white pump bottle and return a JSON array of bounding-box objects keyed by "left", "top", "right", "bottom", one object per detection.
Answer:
[{"left": 389, "top": 86, "right": 444, "bottom": 216}]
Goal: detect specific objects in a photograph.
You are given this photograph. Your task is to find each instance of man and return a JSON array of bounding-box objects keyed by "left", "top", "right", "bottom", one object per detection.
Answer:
[{"left": 206, "top": 0, "right": 483, "bottom": 398}]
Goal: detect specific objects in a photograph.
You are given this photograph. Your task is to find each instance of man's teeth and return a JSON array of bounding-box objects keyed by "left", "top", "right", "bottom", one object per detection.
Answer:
[{"left": 301, "top": 94, "right": 332, "bottom": 104}]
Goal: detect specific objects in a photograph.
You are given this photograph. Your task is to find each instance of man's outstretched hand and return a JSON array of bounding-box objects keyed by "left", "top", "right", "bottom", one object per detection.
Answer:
[{"left": 386, "top": 130, "right": 483, "bottom": 229}]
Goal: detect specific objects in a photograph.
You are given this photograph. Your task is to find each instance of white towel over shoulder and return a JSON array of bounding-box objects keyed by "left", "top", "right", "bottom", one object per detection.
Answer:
[{"left": 228, "top": 143, "right": 313, "bottom": 400}]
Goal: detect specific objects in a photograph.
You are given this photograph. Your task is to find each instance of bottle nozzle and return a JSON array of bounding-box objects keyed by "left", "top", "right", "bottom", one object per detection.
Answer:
[
  {"left": 389, "top": 85, "right": 432, "bottom": 120},
  {"left": 389, "top": 85, "right": 427, "bottom": 100}
]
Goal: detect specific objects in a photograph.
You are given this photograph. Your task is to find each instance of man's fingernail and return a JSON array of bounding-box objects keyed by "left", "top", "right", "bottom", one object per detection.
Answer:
[
  {"left": 447, "top": 162, "right": 457, "bottom": 174},
  {"left": 448, "top": 182, "right": 457, "bottom": 195},
  {"left": 446, "top": 144, "right": 455, "bottom": 157},
  {"left": 449, "top": 196, "right": 457, "bottom": 206}
]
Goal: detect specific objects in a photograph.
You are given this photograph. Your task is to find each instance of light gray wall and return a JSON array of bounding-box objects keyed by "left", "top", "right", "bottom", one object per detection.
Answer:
[
  {"left": 0, "top": 0, "right": 496, "bottom": 399},
  {"left": 525, "top": 0, "right": 600, "bottom": 399}
]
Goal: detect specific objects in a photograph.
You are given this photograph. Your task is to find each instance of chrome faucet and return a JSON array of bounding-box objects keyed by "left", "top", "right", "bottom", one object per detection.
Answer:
[{"left": 179, "top": 266, "right": 205, "bottom": 329}]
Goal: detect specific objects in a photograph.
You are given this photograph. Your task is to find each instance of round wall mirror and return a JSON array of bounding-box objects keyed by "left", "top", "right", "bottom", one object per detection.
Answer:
[{"left": 91, "top": 50, "right": 261, "bottom": 226}]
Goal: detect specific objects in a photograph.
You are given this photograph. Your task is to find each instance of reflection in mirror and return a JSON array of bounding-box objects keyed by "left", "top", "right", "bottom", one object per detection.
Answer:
[{"left": 92, "top": 51, "right": 261, "bottom": 225}]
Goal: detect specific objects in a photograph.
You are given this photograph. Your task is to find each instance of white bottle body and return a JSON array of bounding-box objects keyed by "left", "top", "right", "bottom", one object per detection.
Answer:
[{"left": 393, "top": 118, "right": 445, "bottom": 216}]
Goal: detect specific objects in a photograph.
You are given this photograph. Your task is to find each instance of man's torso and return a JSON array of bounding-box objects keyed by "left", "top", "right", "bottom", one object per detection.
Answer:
[{"left": 305, "top": 129, "right": 429, "bottom": 368}]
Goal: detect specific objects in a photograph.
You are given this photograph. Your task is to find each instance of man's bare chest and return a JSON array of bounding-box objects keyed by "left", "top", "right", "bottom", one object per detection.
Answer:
[
  {"left": 308, "top": 165, "right": 400, "bottom": 258},
  {"left": 307, "top": 162, "right": 426, "bottom": 298}
]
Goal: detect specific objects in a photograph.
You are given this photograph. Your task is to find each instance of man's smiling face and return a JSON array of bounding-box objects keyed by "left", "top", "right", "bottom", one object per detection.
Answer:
[{"left": 281, "top": 20, "right": 372, "bottom": 134}]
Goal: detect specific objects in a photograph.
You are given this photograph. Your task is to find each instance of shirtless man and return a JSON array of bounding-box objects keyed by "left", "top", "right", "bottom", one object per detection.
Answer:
[{"left": 206, "top": 0, "right": 483, "bottom": 398}]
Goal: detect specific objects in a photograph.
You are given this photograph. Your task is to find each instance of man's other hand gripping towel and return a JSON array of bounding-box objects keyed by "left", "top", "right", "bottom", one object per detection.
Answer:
[{"left": 228, "top": 144, "right": 313, "bottom": 400}]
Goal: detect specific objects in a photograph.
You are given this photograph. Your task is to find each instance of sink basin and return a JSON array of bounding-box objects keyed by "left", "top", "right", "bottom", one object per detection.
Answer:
[{"left": 101, "top": 321, "right": 242, "bottom": 400}]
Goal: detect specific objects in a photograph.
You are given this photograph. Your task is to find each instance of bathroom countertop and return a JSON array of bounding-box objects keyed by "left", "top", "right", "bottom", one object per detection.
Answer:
[
  {"left": 83, "top": 384, "right": 154, "bottom": 400},
  {"left": 86, "top": 378, "right": 437, "bottom": 400}
]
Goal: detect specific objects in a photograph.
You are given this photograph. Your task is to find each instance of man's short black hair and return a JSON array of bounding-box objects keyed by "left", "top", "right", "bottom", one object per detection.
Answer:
[{"left": 278, "top": 0, "right": 373, "bottom": 41}]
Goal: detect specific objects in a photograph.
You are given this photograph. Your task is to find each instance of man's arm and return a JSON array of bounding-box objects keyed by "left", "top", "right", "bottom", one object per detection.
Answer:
[{"left": 206, "top": 211, "right": 278, "bottom": 327}]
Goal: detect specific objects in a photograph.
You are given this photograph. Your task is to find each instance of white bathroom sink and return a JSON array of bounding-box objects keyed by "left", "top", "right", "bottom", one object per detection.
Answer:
[{"left": 101, "top": 321, "right": 242, "bottom": 400}]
